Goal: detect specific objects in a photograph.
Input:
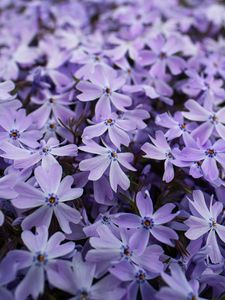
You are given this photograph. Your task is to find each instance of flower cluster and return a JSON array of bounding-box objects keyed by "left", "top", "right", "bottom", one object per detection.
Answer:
[{"left": 0, "top": 0, "right": 225, "bottom": 299}]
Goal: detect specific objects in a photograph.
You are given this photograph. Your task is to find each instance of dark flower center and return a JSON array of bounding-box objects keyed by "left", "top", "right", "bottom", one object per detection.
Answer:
[
  {"left": 105, "top": 87, "right": 111, "bottom": 94},
  {"left": 37, "top": 254, "right": 45, "bottom": 263},
  {"left": 142, "top": 217, "right": 154, "bottom": 229},
  {"left": 209, "top": 217, "right": 217, "bottom": 229},
  {"left": 49, "top": 123, "right": 56, "bottom": 129},
  {"left": 46, "top": 193, "right": 59, "bottom": 206},
  {"left": 105, "top": 118, "right": 114, "bottom": 126},
  {"left": 9, "top": 129, "right": 20, "bottom": 139},
  {"left": 49, "top": 98, "right": 55, "bottom": 103},
  {"left": 121, "top": 245, "right": 132, "bottom": 259},
  {"left": 102, "top": 215, "right": 110, "bottom": 224},
  {"left": 205, "top": 148, "right": 216, "bottom": 157},
  {"left": 165, "top": 152, "right": 173, "bottom": 159},
  {"left": 135, "top": 270, "right": 146, "bottom": 283},
  {"left": 209, "top": 114, "right": 218, "bottom": 123},
  {"left": 42, "top": 146, "right": 51, "bottom": 155},
  {"left": 180, "top": 123, "right": 186, "bottom": 130},
  {"left": 78, "top": 290, "right": 88, "bottom": 300},
  {"left": 159, "top": 52, "right": 166, "bottom": 59},
  {"left": 34, "top": 252, "right": 48, "bottom": 266},
  {"left": 111, "top": 151, "right": 117, "bottom": 159}
]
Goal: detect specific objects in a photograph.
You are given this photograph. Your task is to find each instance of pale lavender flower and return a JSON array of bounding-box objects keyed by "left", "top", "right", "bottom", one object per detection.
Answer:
[
  {"left": 82, "top": 112, "right": 136, "bottom": 150},
  {"left": 184, "top": 190, "right": 225, "bottom": 263},
  {"left": 138, "top": 34, "right": 186, "bottom": 77},
  {"left": 109, "top": 261, "right": 157, "bottom": 300},
  {"left": 76, "top": 65, "right": 132, "bottom": 120},
  {"left": 79, "top": 139, "right": 136, "bottom": 192},
  {"left": 182, "top": 99, "right": 225, "bottom": 144},
  {"left": 114, "top": 190, "right": 179, "bottom": 251},
  {"left": 0, "top": 137, "right": 77, "bottom": 170},
  {"left": 141, "top": 131, "right": 181, "bottom": 183},
  {"left": 0, "top": 108, "right": 42, "bottom": 148},
  {"left": 157, "top": 263, "right": 207, "bottom": 300},
  {"left": 178, "top": 139, "right": 225, "bottom": 182},
  {"left": 48, "top": 252, "right": 125, "bottom": 300},
  {"left": 86, "top": 225, "right": 164, "bottom": 275},
  {"left": 0, "top": 226, "right": 75, "bottom": 300},
  {"left": 12, "top": 163, "right": 83, "bottom": 233}
]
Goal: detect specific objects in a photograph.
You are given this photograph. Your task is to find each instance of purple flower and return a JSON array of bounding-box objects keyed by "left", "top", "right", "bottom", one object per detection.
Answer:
[
  {"left": 0, "top": 108, "right": 42, "bottom": 148},
  {"left": 12, "top": 163, "right": 83, "bottom": 233},
  {"left": 155, "top": 112, "right": 193, "bottom": 142},
  {"left": 114, "top": 190, "right": 179, "bottom": 250},
  {"left": 182, "top": 99, "right": 225, "bottom": 144},
  {"left": 0, "top": 137, "right": 77, "bottom": 170},
  {"left": 181, "top": 70, "right": 225, "bottom": 104},
  {"left": 0, "top": 226, "right": 75, "bottom": 300},
  {"left": 141, "top": 131, "right": 181, "bottom": 183},
  {"left": 178, "top": 139, "right": 225, "bottom": 182},
  {"left": 47, "top": 252, "right": 125, "bottom": 300},
  {"left": 110, "top": 261, "right": 157, "bottom": 300},
  {"left": 30, "top": 90, "right": 75, "bottom": 129},
  {"left": 184, "top": 190, "right": 225, "bottom": 263},
  {"left": 76, "top": 65, "right": 132, "bottom": 120},
  {"left": 86, "top": 225, "right": 164, "bottom": 275},
  {"left": 138, "top": 34, "right": 186, "bottom": 77},
  {"left": 105, "top": 35, "right": 143, "bottom": 61},
  {"left": 79, "top": 139, "right": 136, "bottom": 192},
  {"left": 82, "top": 112, "right": 136, "bottom": 150},
  {"left": 157, "top": 263, "right": 207, "bottom": 300}
]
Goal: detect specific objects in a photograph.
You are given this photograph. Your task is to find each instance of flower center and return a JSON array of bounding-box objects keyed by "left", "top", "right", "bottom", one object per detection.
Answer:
[
  {"left": 121, "top": 246, "right": 132, "bottom": 260},
  {"left": 159, "top": 52, "right": 166, "bottom": 59},
  {"left": 135, "top": 270, "right": 146, "bottom": 283},
  {"left": 205, "top": 148, "right": 216, "bottom": 157},
  {"left": 142, "top": 217, "right": 154, "bottom": 229},
  {"left": 42, "top": 146, "right": 51, "bottom": 155},
  {"left": 179, "top": 123, "right": 187, "bottom": 131},
  {"left": 9, "top": 129, "right": 20, "bottom": 140},
  {"left": 109, "top": 151, "right": 118, "bottom": 161},
  {"left": 78, "top": 290, "right": 88, "bottom": 300},
  {"left": 105, "top": 87, "right": 111, "bottom": 94},
  {"left": 209, "top": 217, "right": 217, "bottom": 229},
  {"left": 165, "top": 151, "right": 173, "bottom": 159},
  {"left": 105, "top": 118, "right": 114, "bottom": 126},
  {"left": 209, "top": 114, "right": 218, "bottom": 123},
  {"left": 101, "top": 215, "right": 111, "bottom": 224},
  {"left": 49, "top": 123, "right": 56, "bottom": 130},
  {"left": 49, "top": 98, "right": 55, "bottom": 103},
  {"left": 46, "top": 193, "right": 59, "bottom": 206},
  {"left": 34, "top": 252, "right": 48, "bottom": 266}
]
